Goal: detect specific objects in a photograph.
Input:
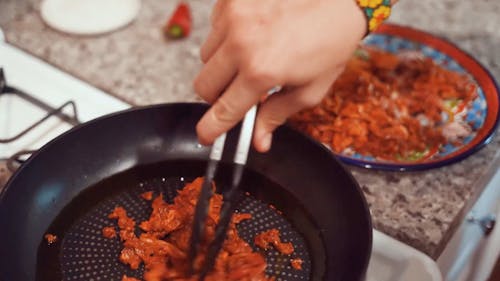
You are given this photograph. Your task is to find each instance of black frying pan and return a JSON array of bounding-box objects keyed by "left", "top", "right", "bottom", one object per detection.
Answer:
[{"left": 0, "top": 103, "right": 372, "bottom": 281}]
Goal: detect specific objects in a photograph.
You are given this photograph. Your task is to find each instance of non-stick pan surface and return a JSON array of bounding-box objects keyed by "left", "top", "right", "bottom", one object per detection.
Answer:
[{"left": 0, "top": 103, "right": 372, "bottom": 281}]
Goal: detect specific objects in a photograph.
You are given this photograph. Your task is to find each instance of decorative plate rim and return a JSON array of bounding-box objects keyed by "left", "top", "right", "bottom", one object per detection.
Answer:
[{"left": 334, "top": 23, "right": 500, "bottom": 171}]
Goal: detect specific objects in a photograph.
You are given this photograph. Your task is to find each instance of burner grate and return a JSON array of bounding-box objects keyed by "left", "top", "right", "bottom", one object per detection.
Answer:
[{"left": 0, "top": 68, "right": 81, "bottom": 171}]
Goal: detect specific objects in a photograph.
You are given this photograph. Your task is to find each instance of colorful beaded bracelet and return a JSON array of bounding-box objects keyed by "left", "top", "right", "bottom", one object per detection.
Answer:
[{"left": 356, "top": 0, "right": 392, "bottom": 33}]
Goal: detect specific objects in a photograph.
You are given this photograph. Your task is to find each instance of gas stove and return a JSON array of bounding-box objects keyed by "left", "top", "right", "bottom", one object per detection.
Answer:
[{"left": 0, "top": 34, "right": 129, "bottom": 186}]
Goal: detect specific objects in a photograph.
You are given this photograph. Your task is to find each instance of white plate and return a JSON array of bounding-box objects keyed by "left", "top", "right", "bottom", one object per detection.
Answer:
[{"left": 40, "top": 0, "right": 141, "bottom": 35}]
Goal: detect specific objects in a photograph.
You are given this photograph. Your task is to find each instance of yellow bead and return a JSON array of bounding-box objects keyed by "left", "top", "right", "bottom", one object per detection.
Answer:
[{"left": 368, "top": 0, "right": 383, "bottom": 8}]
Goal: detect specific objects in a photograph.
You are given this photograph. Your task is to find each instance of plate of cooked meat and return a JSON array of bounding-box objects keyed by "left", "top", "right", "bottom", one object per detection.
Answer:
[{"left": 290, "top": 24, "right": 500, "bottom": 171}]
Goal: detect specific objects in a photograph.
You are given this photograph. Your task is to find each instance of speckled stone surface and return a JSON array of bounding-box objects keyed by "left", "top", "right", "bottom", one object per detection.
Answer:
[
  {"left": 1, "top": 0, "right": 211, "bottom": 105},
  {"left": 1, "top": 0, "right": 499, "bottom": 259}
]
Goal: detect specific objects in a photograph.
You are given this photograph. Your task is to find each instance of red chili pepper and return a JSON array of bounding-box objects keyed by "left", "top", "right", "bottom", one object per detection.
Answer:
[{"left": 164, "top": 2, "right": 192, "bottom": 39}]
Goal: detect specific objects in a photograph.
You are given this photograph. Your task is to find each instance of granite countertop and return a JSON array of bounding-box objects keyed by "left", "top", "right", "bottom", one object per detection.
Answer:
[{"left": 1, "top": 0, "right": 499, "bottom": 259}]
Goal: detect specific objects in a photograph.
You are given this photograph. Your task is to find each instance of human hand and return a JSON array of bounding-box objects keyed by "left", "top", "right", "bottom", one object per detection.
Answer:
[{"left": 195, "top": 0, "right": 366, "bottom": 152}]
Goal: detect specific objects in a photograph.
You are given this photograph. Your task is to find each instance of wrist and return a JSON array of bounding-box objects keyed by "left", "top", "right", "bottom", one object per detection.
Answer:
[{"left": 338, "top": 0, "right": 370, "bottom": 41}]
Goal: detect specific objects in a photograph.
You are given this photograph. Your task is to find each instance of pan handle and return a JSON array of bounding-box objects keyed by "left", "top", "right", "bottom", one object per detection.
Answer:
[{"left": 6, "top": 150, "right": 36, "bottom": 172}]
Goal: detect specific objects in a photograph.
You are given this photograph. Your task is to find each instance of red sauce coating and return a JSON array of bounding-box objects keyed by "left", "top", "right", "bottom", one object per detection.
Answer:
[
  {"left": 254, "top": 229, "right": 294, "bottom": 255},
  {"left": 102, "top": 226, "right": 117, "bottom": 239},
  {"left": 141, "top": 191, "right": 154, "bottom": 201},
  {"left": 44, "top": 234, "right": 57, "bottom": 245},
  {"left": 122, "top": 275, "right": 141, "bottom": 281},
  {"left": 290, "top": 258, "right": 303, "bottom": 270}
]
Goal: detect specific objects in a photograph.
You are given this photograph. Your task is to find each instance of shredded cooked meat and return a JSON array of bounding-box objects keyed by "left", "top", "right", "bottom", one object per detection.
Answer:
[
  {"left": 268, "top": 204, "right": 283, "bottom": 215},
  {"left": 102, "top": 226, "right": 117, "bottom": 239},
  {"left": 106, "top": 177, "right": 276, "bottom": 281},
  {"left": 141, "top": 191, "right": 154, "bottom": 201},
  {"left": 254, "top": 229, "right": 294, "bottom": 255},
  {"left": 290, "top": 47, "right": 477, "bottom": 161},
  {"left": 122, "top": 276, "right": 141, "bottom": 281},
  {"left": 44, "top": 234, "right": 57, "bottom": 245},
  {"left": 290, "top": 258, "right": 303, "bottom": 270}
]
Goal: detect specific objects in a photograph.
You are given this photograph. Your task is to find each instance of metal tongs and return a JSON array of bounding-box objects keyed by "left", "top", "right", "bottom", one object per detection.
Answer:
[
  {"left": 187, "top": 105, "right": 256, "bottom": 280},
  {"left": 188, "top": 87, "right": 281, "bottom": 280}
]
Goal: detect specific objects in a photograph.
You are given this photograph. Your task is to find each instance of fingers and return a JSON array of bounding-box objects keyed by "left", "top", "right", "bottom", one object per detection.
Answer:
[
  {"left": 210, "top": 0, "right": 227, "bottom": 26},
  {"left": 253, "top": 69, "right": 343, "bottom": 152},
  {"left": 196, "top": 75, "right": 264, "bottom": 145},
  {"left": 202, "top": 0, "right": 228, "bottom": 63},
  {"left": 200, "top": 22, "right": 226, "bottom": 63},
  {"left": 194, "top": 45, "right": 237, "bottom": 103}
]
